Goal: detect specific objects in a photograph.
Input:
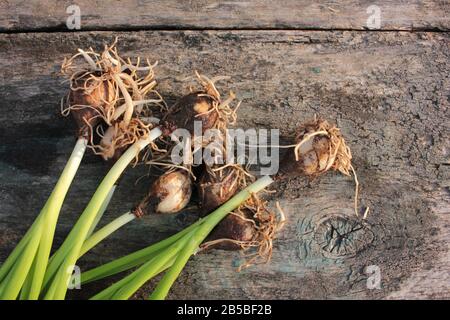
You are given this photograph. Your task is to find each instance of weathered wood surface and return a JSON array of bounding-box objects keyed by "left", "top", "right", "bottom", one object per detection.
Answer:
[
  {"left": 0, "top": 0, "right": 449, "bottom": 32},
  {"left": 0, "top": 30, "right": 449, "bottom": 299}
]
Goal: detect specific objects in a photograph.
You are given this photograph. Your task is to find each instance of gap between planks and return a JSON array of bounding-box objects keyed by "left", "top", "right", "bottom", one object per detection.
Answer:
[{"left": 1, "top": 27, "right": 449, "bottom": 35}]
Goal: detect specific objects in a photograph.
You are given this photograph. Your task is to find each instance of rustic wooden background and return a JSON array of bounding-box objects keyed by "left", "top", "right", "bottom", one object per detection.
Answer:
[{"left": 0, "top": 1, "right": 449, "bottom": 299}]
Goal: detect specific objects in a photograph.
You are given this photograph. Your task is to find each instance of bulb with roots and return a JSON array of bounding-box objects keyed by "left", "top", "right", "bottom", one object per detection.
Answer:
[
  {"left": 195, "top": 163, "right": 278, "bottom": 269},
  {"left": 277, "top": 118, "right": 353, "bottom": 179},
  {"left": 160, "top": 71, "right": 238, "bottom": 137},
  {"left": 276, "top": 118, "right": 366, "bottom": 216},
  {"left": 62, "top": 39, "right": 161, "bottom": 162},
  {"left": 202, "top": 209, "right": 255, "bottom": 251}
]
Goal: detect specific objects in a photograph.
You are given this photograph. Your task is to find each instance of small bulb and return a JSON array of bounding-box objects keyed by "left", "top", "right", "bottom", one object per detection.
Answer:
[
  {"left": 298, "top": 135, "right": 332, "bottom": 175},
  {"left": 152, "top": 170, "right": 192, "bottom": 214}
]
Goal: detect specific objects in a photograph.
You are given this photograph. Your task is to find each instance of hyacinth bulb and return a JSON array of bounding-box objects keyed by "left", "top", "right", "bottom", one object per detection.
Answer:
[
  {"left": 295, "top": 134, "right": 332, "bottom": 176},
  {"left": 163, "top": 92, "right": 218, "bottom": 135},
  {"left": 149, "top": 170, "right": 192, "bottom": 214},
  {"left": 204, "top": 210, "right": 255, "bottom": 250},
  {"left": 197, "top": 166, "right": 240, "bottom": 216},
  {"left": 68, "top": 77, "right": 114, "bottom": 137},
  {"left": 276, "top": 119, "right": 349, "bottom": 179}
]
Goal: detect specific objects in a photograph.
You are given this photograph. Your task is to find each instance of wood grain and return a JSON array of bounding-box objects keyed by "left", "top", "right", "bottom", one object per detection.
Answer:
[
  {"left": 0, "top": 0, "right": 449, "bottom": 32},
  {"left": 0, "top": 30, "right": 448, "bottom": 299}
]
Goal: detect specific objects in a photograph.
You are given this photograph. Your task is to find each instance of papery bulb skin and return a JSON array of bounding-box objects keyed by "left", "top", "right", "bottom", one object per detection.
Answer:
[
  {"left": 68, "top": 78, "right": 114, "bottom": 138},
  {"left": 203, "top": 209, "right": 255, "bottom": 251},
  {"left": 162, "top": 92, "right": 218, "bottom": 136},
  {"left": 197, "top": 166, "right": 240, "bottom": 216},
  {"left": 151, "top": 170, "right": 192, "bottom": 214},
  {"left": 276, "top": 119, "right": 337, "bottom": 179}
]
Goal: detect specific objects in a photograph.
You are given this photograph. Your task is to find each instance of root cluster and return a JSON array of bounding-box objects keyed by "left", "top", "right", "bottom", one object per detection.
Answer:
[
  {"left": 61, "top": 38, "right": 165, "bottom": 160},
  {"left": 293, "top": 117, "right": 352, "bottom": 176}
]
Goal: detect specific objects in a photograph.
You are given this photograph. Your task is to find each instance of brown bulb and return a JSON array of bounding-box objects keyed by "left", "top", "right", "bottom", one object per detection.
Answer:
[
  {"left": 68, "top": 77, "right": 114, "bottom": 138},
  {"left": 162, "top": 92, "right": 218, "bottom": 135},
  {"left": 198, "top": 166, "right": 240, "bottom": 216},
  {"left": 296, "top": 135, "right": 331, "bottom": 176},
  {"left": 277, "top": 119, "right": 337, "bottom": 179},
  {"left": 203, "top": 209, "right": 255, "bottom": 251}
]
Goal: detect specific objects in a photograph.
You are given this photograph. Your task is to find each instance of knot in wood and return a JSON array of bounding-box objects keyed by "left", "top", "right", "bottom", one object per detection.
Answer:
[{"left": 313, "top": 215, "right": 374, "bottom": 258}]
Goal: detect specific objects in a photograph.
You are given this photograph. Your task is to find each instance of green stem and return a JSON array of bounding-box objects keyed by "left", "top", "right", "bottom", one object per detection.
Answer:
[
  {"left": 79, "top": 212, "right": 135, "bottom": 257},
  {"left": 149, "top": 176, "right": 274, "bottom": 300},
  {"left": 91, "top": 231, "right": 191, "bottom": 300},
  {"left": 89, "top": 255, "right": 176, "bottom": 300},
  {"left": 86, "top": 185, "right": 117, "bottom": 238},
  {"left": 89, "top": 267, "right": 139, "bottom": 300},
  {"left": 0, "top": 202, "right": 47, "bottom": 283},
  {"left": 27, "top": 138, "right": 87, "bottom": 300},
  {"left": 0, "top": 200, "right": 49, "bottom": 296},
  {"left": 80, "top": 216, "right": 205, "bottom": 285},
  {"left": 0, "top": 220, "right": 44, "bottom": 299},
  {"left": 19, "top": 257, "right": 37, "bottom": 299},
  {"left": 110, "top": 231, "right": 194, "bottom": 300},
  {"left": 44, "top": 127, "right": 162, "bottom": 300},
  {"left": 0, "top": 226, "right": 33, "bottom": 284},
  {"left": 0, "top": 262, "right": 15, "bottom": 296}
]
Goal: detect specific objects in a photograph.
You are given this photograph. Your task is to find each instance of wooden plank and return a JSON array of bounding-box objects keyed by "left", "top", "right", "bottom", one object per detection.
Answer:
[
  {"left": 0, "top": 0, "right": 449, "bottom": 32},
  {"left": 0, "top": 30, "right": 449, "bottom": 299}
]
